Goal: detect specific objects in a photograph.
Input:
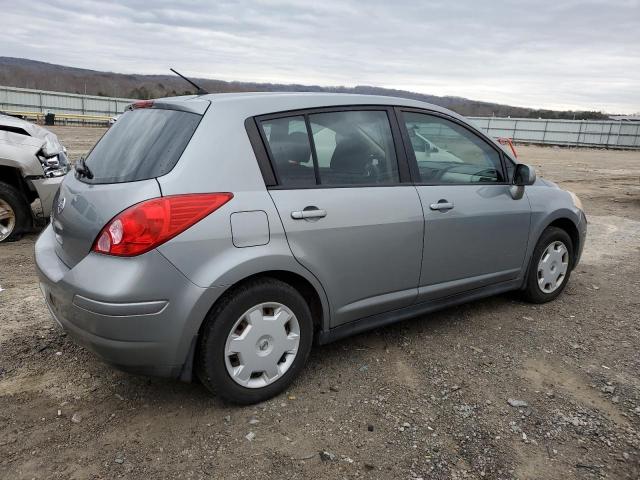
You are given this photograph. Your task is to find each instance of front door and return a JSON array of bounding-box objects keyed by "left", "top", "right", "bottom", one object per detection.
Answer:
[
  {"left": 398, "top": 110, "right": 531, "bottom": 301},
  {"left": 258, "top": 109, "right": 424, "bottom": 326}
]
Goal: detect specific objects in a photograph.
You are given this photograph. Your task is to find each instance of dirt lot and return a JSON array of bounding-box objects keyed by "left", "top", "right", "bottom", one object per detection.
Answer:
[{"left": 1, "top": 127, "right": 639, "bottom": 479}]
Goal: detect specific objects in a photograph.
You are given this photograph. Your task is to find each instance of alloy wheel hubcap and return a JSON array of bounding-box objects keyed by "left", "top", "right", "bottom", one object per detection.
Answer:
[
  {"left": 537, "top": 241, "right": 569, "bottom": 293},
  {"left": 224, "top": 302, "right": 300, "bottom": 388},
  {"left": 0, "top": 199, "right": 16, "bottom": 242}
]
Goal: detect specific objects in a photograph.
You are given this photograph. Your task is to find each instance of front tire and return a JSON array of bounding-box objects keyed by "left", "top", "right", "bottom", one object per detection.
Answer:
[
  {"left": 197, "top": 278, "right": 314, "bottom": 404},
  {"left": 0, "top": 182, "right": 30, "bottom": 243},
  {"left": 522, "top": 226, "right": 573, "bottom": 303}
]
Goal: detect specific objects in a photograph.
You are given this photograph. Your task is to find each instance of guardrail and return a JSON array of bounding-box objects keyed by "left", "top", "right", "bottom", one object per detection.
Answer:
[
  {"left": 0, "top": 85, "right": 132, "bottom": 125},
  {"left": 1, "top": 109, "right": 111, "bottom": 126}
]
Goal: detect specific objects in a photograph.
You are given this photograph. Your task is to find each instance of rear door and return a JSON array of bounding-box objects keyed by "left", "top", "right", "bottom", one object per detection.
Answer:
[
  {"left": 256, "top": 107, "right": 424, "bottom": 327},
  {"left": 397, "top": 109, "right": 531, "bottom": 301}
]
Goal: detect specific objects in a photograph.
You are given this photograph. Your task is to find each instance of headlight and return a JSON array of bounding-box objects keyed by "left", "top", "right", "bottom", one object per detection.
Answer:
[
  {"left": 568, "top": 191, "right": 583, "bottom": 211},
  {"left": 37, "top": 151, "right": 69, "bottom": 177}
]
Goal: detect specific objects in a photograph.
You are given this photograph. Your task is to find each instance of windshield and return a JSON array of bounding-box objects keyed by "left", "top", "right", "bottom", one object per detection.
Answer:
[{"left": 83, "top": 108, "right": 201, "bottom": 184}]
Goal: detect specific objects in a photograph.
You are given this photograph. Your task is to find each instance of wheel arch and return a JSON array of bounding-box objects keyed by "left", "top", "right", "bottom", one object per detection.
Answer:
[
  {"left": 520, "top": 211, "right": 581, "bottom": 290},
  {"left": 180, "top": 268, "right": 328, "bottom": 382},
  {"left": 200, "top": 270, "right": 326, "bottom": 336},
  {"left": 0, "top": 165, "right": 35, "bottom": 203},
  {"left": 546, "top": 217, "right": 580, "bottom": 264}
]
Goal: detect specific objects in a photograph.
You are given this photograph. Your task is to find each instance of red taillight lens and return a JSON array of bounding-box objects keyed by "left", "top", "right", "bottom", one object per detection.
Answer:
[
  {"left": 132, "top": 100, "right": 154, "bottom": 109},
  {"left": 92, "top": 193, "right": 233, "bottom": 256}
]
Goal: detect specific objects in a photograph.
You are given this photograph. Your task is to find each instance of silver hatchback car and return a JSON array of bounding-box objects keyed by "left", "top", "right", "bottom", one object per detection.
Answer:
[{"left": 36, "top": 93, "right": 586, "bottom": 404}]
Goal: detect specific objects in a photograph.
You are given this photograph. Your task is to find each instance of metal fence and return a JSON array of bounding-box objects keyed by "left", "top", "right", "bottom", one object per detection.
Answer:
[
  {"left": 2, "top": 85, "right": 639, "bottom": 148},
  {"left": 0, "top": 85, "right": 133, "bottom": 118},
  {"left": 470, "top": 117, "right": 640, "bottom": 149}
]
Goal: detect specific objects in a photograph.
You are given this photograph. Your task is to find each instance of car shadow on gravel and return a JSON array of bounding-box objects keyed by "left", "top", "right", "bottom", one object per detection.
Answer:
[{"left": 1, "top": 291, "right": 512, "bottom": 405}]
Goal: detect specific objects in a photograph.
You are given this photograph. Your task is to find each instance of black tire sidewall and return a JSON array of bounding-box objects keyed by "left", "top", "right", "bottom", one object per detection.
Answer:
[
  {"left": 524, "top": 227, "right": 573, "bottom": 303},
  {"left": 0, "top": 182, "right": 30, "bottom": 242},
  {"left": 197, "top": 278, "right": 314, "bottom": 404}
]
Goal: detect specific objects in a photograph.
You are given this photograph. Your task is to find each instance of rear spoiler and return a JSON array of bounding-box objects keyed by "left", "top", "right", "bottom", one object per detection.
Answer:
[{"left": 125, "top": 98, "right": 210, "bottom": 116}]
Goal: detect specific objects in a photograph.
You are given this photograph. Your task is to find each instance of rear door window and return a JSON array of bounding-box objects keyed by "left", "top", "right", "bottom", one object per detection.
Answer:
[
  {"left": 259, "top": 109, "right": 399, "bottom": 187},
  {"left": 83, "top": 108, "right": 201, "bottom": 184},
  {"left": 259, "top": 116, "right": 316, "bottom": 186},
  {"left": 309, "top": 110, "right": 399, "bottom": 185}
]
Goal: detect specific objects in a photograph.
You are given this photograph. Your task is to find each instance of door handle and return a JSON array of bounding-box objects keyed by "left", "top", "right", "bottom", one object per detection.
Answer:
[
  {"left": 291, "top": 208, "right": 327, "bottom": 220},
  {"left": 429, "top": 201, "right": 454, "bottom": 211}
]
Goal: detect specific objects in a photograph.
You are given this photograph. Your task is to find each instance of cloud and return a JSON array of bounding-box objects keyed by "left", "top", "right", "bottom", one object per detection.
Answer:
[{"left": 1, "top": 0, "right": 638, "bottom": 112}]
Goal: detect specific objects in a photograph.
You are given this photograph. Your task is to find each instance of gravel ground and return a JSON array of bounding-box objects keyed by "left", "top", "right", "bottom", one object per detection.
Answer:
[{"left": 1, "top": 127, "right": 639, "bottom": 479}]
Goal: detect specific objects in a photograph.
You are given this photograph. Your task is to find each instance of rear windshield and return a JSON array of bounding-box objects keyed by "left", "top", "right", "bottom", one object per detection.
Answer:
[{"left": 83, "top": 108, "right": 201, "bottom": 184}]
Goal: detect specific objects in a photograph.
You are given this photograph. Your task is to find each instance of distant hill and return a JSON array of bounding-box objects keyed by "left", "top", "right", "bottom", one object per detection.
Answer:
[{"left": 0, "top": 57, "right": 608, "bottom": 119}]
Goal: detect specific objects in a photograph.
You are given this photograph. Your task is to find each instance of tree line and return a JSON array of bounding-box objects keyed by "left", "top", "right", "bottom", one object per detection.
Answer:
[{"left": 0, "top": 57, "right": 609, "bottom": 120}]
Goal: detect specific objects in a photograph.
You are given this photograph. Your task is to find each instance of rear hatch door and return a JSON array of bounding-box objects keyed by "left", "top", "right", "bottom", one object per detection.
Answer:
[{"left": 51, "top": 102, "right": 206, "bottom": 268}]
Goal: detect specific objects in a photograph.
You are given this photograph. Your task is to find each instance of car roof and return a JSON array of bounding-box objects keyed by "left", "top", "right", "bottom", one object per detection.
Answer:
[{"left": 154, "top": 92, "right": 467, "bottom": 123}]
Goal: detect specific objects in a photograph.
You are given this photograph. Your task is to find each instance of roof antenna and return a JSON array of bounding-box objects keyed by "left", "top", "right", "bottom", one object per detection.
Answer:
[{"left": 170, "top": 68, "right": 209, "bottom": 95}]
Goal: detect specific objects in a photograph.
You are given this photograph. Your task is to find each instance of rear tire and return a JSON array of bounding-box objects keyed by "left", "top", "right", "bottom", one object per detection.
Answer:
[
  {"left": 522, "top": 226, "right": 573, "bottom": 303},
  {"left": 197, "top": 278, "right": 314, "bottom": 405},
  {"left": 0, "top": 182, "right": 30, "bottom": 243}
]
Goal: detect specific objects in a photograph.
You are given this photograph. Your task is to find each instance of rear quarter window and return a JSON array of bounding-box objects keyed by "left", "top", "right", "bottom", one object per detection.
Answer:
[{"left": 83, "top": 108, "right": 201, "bottom": 184}]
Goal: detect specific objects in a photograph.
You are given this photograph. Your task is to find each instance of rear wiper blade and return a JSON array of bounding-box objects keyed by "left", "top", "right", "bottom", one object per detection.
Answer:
[{"left": 75, "top": 156, "right": 94, "bottom": 179}]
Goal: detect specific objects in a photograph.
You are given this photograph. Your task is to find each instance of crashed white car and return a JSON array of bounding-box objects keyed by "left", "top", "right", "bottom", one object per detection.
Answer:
[{"left": 0, "top": 114, "right": 69, "bottom": 242}]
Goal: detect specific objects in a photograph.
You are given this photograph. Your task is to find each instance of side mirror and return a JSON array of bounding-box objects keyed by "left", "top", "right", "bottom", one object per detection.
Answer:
[{"left": 513, "top": 163, "right": 536, "bottom": 186}]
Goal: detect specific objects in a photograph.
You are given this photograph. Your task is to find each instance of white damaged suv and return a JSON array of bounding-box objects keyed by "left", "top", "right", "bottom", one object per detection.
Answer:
[{"left": 0, "top": 114, "right": 69, "bottom": 242}]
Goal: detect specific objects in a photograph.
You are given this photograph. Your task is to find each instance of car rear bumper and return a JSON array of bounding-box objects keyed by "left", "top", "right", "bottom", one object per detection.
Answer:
[{"left": 35, "top": 224, "right": 225, "bottom": 379}]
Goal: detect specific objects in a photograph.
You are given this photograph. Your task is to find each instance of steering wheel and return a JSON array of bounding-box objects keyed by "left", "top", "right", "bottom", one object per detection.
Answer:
[
  {"left": 433, "top": 164, "right": 460, "bottom": 181},
  {"left": 472, "top": 168, "right": 498, "bottom": 182}
]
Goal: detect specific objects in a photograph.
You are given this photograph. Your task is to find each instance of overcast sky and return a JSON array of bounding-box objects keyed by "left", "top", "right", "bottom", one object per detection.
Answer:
[{"left": 2, "top": 0, "right": 639, "bottom": 113}]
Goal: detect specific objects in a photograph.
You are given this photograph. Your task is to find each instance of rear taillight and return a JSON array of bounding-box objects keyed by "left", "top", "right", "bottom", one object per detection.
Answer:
[{"left": 92, "top": 193, "right": 233, "bottom": 256}]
